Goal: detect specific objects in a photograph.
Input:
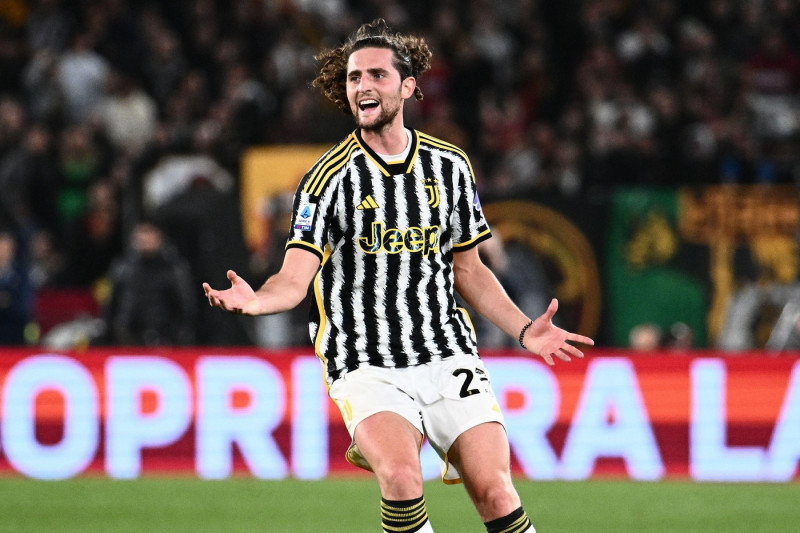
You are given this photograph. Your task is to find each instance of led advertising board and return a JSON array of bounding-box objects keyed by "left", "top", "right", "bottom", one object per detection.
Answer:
[{"left": 0, "top": 349, "right": 798, "bottom": 482}]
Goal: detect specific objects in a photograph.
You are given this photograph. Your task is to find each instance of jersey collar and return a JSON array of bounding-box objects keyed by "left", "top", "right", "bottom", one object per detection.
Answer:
[{"left": 354, "top": 128, "right": 420, "bottom": 176}]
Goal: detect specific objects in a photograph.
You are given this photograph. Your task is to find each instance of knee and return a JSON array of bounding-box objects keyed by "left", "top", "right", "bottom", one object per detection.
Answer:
[
  {"left": 376, "top": 462, "right": 423, "bottom": 499},
  {"left": 472, "top": 479, "right": 520, "bottom": 520}
]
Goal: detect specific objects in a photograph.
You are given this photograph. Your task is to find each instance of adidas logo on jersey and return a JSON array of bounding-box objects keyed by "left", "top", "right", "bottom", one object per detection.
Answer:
[{"left": 357, "top": 195, "right": 380, "bottom": 210}]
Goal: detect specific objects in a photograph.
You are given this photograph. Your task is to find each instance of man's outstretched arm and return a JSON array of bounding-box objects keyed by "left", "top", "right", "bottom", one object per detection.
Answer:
[
  {"left": 203, "top": 248, "right": 321, "bottom": 316},
  {"left": 453, "top": 245, "right": 594, "bottom": 365}
]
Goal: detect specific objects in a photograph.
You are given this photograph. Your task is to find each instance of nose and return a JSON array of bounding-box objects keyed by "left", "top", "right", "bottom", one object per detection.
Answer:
[{"left": 357, "top": 76, "right": 373, "bottom": 93}]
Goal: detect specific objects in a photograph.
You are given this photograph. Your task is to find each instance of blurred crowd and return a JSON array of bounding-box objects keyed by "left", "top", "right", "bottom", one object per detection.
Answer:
[{"left": 1, "top": 0, "right": 800, "bottom": 347}]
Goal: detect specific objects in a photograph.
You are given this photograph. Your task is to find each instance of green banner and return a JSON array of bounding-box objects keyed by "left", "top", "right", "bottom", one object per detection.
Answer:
[{"left": 606, "top": 188, "right": 707, "bottom": 348}]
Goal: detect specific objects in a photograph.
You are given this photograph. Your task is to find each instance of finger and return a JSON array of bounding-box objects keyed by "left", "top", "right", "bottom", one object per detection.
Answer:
[
  {"left": 554, "top": 350, "right": 571, "bottom": 362},
  {"left": 561, "top": 344, "right": 584, "bottom": 359},
  {"left": 202, "top": 282, "right": 212, "bottom": 296},
  {"left": 541, "top": 353, "right": 555, "bottom": 366},
  {"left": 210, "top": 293, "right": 228, "bottom": 310},
  {"left": 227, "top": 270, "right": 239, "bottom": 283},
  {"left": 568, "top": 333, "right": 594, "bottom": 346},
  {"left": 542, "top": 298, "right": 559, "bottom": 321}
]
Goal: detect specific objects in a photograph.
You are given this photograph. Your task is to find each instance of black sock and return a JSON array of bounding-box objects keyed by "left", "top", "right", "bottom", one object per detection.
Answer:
[
  {"left": 484, "top": 506, "right": 533, "bottom": 533},
  {"left": 380, "top": 495, "right": 429, "bottom": 532}
]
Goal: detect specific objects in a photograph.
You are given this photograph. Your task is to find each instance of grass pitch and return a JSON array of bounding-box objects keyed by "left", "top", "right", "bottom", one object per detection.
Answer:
[{"left": 0, "top": 477, "right": 798, "bottom": 532}]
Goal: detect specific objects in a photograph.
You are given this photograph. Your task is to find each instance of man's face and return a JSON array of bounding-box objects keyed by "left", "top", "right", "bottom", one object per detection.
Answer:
[
  {"left": 0, "top": 234, "right": 15, "bottom": 268},
  {"left": 346, "top": 47, "right": 413, "bottom": 132},
  {"left": 133, "top": 223, "right": 162, "bottom": 256}
]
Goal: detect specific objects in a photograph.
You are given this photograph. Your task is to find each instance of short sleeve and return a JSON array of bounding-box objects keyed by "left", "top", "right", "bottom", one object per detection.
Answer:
[{"left": 451, "top": 156, "right": 491, "bottom": 251}]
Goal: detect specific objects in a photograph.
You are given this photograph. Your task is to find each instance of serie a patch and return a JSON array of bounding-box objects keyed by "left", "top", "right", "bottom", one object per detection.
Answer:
[{"left": 294, "top": 202, "right": 316, "bottom": 231}]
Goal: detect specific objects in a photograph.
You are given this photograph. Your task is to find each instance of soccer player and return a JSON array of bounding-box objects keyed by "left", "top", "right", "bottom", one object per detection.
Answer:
[{"left": 203, "top": 19, "right": 593, "bottom": 533}]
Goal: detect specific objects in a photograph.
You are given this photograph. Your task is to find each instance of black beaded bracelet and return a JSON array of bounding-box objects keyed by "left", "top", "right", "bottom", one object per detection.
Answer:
[{"left": 518, "top": 320, "right": 534, "bottom": 349}]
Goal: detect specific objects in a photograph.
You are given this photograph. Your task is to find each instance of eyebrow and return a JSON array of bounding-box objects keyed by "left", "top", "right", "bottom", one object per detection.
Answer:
[{"left": 348, "top": 67, "right": 391, "bottom": 77}]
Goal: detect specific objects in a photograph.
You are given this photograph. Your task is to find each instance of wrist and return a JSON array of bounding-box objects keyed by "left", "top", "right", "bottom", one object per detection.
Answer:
[{"left": 518, "top": 320, "right": 534, "bottom": 350}]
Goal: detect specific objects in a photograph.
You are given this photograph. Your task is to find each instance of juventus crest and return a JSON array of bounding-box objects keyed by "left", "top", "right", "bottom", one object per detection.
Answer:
[{"left": 423, "top": 177, "right": 440, "bottom": 208}]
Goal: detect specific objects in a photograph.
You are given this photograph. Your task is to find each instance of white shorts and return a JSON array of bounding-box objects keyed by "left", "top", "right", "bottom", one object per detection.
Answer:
[{"left": 328, "top": 353, "right": 505, "bottom": 484}]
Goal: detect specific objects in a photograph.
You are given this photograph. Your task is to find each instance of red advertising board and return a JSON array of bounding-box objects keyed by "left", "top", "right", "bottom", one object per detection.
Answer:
[{"left": 0, "top": 348, "right": 798, "bottom": 482}]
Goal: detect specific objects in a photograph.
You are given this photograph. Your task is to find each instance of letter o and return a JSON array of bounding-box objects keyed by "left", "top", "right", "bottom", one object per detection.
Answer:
[{"left": 2, "top": 356, "right": 99, "bottom": 479}]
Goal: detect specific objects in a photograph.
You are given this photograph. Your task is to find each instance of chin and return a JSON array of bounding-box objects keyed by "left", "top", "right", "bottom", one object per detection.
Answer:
[{"left": 356, "top": 110, "right": 398, "bottom": 132}]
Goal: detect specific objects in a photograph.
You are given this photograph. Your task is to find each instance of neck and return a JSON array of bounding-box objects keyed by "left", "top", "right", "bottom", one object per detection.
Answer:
[{"left": 359, "top": 119, "right": 408, "bottom": 155}]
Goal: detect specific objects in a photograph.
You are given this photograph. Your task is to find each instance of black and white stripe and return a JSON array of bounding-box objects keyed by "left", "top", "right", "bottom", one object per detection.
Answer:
[{"left": 286, "top": 129, "right": 491, "bottom": 385}]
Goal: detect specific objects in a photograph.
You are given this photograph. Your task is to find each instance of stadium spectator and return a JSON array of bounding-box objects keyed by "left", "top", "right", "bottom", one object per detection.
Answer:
[
  {"left": 0, "top": 230, "right": 32, "bottom": 345},
  {"left": 744, "top": 27, "right": 800, "bottom": 96},
  {"left": 22, "top": 49, "right": 64, "bottom": 123},
  {"left": 60, "top": 180, "right": 123, "bottom": 287},
  {"left": 140, "top": 21, "right": 188, "bottom": 111},
  {"left": 0, "top": 95, "right": 26, "bottom": 155},
  {"left": 97, "top": 69, "right": 158, "bottom": 157},
  {"left": 55, "top": 123, "right": 109, "bottom": 233},
  {"left": 105, "top": 220, "right": 195, "bottom": 346},
  {"left": 55, "top": 30, "right": 110, "bottom": 124},
  {"left": 743, "top": 27, "right": 800, "bottom": 151},
  {"left": 0, "top": 121, "right": 60, "bottom": 236},
  {"left": 27, "top": 229, "right": 64, "bottom": 290},
  {"left": 629, "top": 322, "right": 664, "bottom": 350}
]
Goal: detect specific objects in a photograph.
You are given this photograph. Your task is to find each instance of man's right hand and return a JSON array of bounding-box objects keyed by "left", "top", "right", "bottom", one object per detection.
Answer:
[
  {"left": 203, "top": 248, "right": 321, "bottom": 317},
  {"left": 203, "top": 270, "right": 260, "bottom": 315}
]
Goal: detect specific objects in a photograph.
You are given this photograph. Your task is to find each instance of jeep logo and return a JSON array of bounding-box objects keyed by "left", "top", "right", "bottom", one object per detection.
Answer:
[{"left": 358, "top": 222, "right": 440, "bottom": 256}]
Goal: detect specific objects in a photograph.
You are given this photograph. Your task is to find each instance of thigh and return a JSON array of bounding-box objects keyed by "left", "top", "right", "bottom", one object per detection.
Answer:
[
  {"left": 354, "top": 411, "right": 424, "bottom": 475},
  {"left": 328, "top": 366, "right": 425, "bottom": 472},
  {"left": 448, "top": 421, "right": 512, "bottom": 481},
  {"left": 353, "top": 411, "right": 425, "bottom": 500}
]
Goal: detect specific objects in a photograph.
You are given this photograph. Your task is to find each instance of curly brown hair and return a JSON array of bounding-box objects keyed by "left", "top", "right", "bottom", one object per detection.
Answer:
[{"left": 312, "top": 19, "right": 433, "bottom": 114}]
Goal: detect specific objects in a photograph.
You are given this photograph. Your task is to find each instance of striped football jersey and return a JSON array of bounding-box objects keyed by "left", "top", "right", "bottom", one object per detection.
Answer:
[{"left": 286, "top": 128, "right": 492, "bottom": 385}]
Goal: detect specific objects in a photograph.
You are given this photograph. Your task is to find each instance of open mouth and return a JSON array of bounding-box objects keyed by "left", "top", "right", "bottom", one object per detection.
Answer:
[{"left": 358, "top": 99, "right": 379, "bottom": 112}]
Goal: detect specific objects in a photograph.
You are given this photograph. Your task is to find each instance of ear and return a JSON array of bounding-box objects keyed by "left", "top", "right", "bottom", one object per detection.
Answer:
[{"left": 400, "top": 76, "right": 416, "bottom": 100}]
